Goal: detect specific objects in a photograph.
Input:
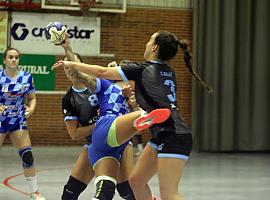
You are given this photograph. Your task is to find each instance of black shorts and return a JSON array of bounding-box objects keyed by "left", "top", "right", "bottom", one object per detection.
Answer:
[{"left": 148, "top": 133, "right": 193, "bottom": 160}]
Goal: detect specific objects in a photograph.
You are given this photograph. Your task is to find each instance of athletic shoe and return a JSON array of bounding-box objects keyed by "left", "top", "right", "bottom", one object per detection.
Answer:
[
  {"left": 134, "top": 108, "right": 171, "bottom": 131},
  {"left": 152, "top": 194, "right": 159, "bottom": 200},
  {"left": 29, "top": 192, "right": 46, "bottom": 200}
]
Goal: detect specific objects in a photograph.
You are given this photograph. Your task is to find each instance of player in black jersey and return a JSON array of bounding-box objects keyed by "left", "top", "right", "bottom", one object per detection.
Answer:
[
  {"left": 60, "top": 38, "right": 138, "bottom": 200},
  {"left": 53, "top": 30, "right": 212, "bottom": 200}
]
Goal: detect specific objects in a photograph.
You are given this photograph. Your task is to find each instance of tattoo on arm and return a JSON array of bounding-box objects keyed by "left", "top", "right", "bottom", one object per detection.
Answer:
[
  {"left": 69, "top": 68, "right": 96, "bottom": 91},
  {"left": 65, "top": 49, "right": 75, "bottom": 61}
]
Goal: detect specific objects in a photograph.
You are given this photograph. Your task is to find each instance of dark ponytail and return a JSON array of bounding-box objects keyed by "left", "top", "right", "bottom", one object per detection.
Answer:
[
  {"left": 178, "top": 40, "right": 213, "bottom": 93},
  {"left": 155, "top": 30, "right": 213, "bottom": 93}
]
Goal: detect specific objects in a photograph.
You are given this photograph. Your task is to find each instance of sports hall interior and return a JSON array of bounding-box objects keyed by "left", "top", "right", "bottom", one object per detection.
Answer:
[{"left": 1, "top": 0, "right": 269, "bottom": 200}]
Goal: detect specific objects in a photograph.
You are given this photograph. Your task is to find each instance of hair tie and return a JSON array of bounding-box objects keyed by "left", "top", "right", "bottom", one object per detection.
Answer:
[{"left": 179, "top": 40, "right": 188, "bottom": 49}]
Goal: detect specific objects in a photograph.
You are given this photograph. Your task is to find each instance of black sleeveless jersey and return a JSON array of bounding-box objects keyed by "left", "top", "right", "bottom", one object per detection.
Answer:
[
  {"left": 62, "top": 87, "right": 99, "bottom": 143},
  {"left": 121, "top": 61, "right": 191, "bottom": 137}
]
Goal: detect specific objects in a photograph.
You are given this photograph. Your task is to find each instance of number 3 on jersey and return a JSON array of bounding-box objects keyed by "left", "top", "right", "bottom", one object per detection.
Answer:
[{"left": 164, "top": 80, "right": 176, "bottom": 102}]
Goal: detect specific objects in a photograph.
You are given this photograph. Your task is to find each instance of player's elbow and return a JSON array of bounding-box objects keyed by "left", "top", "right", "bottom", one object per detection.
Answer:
[
  {"left": 70, "top": 135, "right": 78, "bottom": 140},
  {"left": 99, "top": 67, "right": 119, "bottom": 80}
]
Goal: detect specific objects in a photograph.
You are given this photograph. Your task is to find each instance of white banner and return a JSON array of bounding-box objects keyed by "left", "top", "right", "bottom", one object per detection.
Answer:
[
  {"left": 11, "top": 12, "right": 100, "bottom": 56},
  {"left": 0, "top": 11, "right": 8, "bottom": 53}
]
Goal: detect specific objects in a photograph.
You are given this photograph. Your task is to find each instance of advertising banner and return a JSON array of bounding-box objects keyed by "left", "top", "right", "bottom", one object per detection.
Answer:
[
  {"left": 0, "top": 11, "right": 8, "bottom": 53},
  {"left": 10, "top": 12, "right": 100, "bottom": 56},
  {"left": 0, "top": 54, "right": 56, "bottom": 91}
]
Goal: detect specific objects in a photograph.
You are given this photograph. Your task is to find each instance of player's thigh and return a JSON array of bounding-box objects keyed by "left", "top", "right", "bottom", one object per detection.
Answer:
[
  {"left": 118, "top": 143, "right": 133, "bottom": 182},
  {"left": 71, "top": 146, "right": 94, "bottom": 184},
  {"left": 129, "top": 144, "right": 157, "bottom": 184},
  {"left": 0, "top": 134, "right": 7, "bottom": 147},
  {"left": 158, "top": 157, "right": 187, "bottom": 194},
  {"left": 94, "top": 157, "right": 120, "bottom": 179},
  {"left": 9, "top": 130, "right": 32, "bottom": 149}
]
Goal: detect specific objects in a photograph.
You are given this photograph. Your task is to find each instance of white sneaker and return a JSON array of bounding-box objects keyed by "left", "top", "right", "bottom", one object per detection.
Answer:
[{"left": 29, "top": 192, "right": 46, "bottom": 200}]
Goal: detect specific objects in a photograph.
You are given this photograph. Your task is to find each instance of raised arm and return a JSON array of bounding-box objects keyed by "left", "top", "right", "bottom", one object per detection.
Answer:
[
  {"left": 61, "top": 34, "right": 75, "bottom": 62},
  {"left": 70, "top": 70, "right": 97, "bottom": 92},
  {"left": 60, "top": 35, "right": 97, "bottom": 91}
]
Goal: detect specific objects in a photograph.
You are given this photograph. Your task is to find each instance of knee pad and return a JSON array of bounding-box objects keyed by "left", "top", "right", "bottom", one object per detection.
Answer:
[
  {"left": 94, "top": 176, "right": 116, "bottom": 200},
  {"left": 61, "top": 176, "right": 87, "bottom": 200},
  {"left": 18, "top": 147, "right": 34, "bottom": 168},
  {"left": 116, "top": 181, "right": 136, "bottom": 200}
]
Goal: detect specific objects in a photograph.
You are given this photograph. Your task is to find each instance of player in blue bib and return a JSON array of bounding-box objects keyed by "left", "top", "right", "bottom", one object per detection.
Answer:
[{"left": 0, "top": 48, "right": 46, "bottom": 200}]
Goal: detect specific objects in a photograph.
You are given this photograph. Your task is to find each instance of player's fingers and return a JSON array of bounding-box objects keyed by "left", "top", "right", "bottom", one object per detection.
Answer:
[
  {"left": 52, "top": 60, "right": 64, "bottom": 70},
  {"left": 65, "top": 32, "right": 71, "bottom": 39}
]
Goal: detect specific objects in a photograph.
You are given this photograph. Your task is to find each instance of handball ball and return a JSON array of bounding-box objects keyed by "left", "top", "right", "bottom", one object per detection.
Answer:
[{"left": 45, "top": 22, "right": 67, "bottom": 45}]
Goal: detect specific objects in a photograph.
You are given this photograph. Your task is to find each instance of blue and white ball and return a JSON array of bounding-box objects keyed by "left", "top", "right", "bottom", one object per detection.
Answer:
[{"left": 45, "top": 22, "right": 67, "bottom": 45}]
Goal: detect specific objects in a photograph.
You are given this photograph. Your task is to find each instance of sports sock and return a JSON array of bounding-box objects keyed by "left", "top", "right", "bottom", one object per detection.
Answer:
[
  {"left": 25, "top": 175, "right": 38, "bottom": 194},
  {"left": 61, "top": 176, "right": 87, "bottom": 200},
  {"left": 116, "top": 181, "right": 136, "bottom": 200}
]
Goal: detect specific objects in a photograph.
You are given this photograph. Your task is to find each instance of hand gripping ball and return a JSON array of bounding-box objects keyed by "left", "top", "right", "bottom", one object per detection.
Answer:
[{"left": 45, "top": 21, "right": 67, "bottom": 45}]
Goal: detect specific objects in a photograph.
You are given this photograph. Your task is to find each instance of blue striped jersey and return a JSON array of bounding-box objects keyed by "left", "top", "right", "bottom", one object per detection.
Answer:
[
  {"left": 0, "top": 69, "right": 35, "bottom": 124},
  {"left": 95, "top": 78, "right": 129, "bottom": 117}
]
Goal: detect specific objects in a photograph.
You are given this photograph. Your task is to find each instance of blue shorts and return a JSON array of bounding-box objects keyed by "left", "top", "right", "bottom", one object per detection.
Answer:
[
  {"left": 88, "top": 115, "right": 129, "bottom": 167},
  {"left": 0, "top": 119, "right": 27, "bottom": 134}
]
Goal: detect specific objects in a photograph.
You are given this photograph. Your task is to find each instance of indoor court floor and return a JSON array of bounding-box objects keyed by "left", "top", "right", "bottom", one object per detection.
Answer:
[{"left": 1, "top": 146, "right": 270, "bottom": 200}]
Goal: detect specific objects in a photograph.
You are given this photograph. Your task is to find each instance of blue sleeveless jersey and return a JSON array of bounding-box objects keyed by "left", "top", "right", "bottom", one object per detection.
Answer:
[
  {"left": 0, "top": 69, "right": 35, "bottom": 125},
  {"left": 95, "top": 78, "right": 129, "bottom": 117},
  {"left": 88, "top": 78, "right": 130, "bottom": 166}
]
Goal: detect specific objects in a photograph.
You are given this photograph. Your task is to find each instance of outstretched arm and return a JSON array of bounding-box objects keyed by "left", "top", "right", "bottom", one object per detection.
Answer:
[{"left": 52, "top": 60, "right": 123, "bottom": 81}]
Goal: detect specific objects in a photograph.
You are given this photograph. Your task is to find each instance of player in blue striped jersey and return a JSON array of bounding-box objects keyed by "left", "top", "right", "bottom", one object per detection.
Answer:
[
  {"left": 0, "top": 48, "right": 46, "bottom": 200},
  {"left": 60, "top": 37, "right": 138, "bottom": 200}
]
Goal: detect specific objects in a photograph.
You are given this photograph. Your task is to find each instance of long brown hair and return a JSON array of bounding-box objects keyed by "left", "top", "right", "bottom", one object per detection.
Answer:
[{"left": 155, "top": 30, "right": 213, "bottom": 93}]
